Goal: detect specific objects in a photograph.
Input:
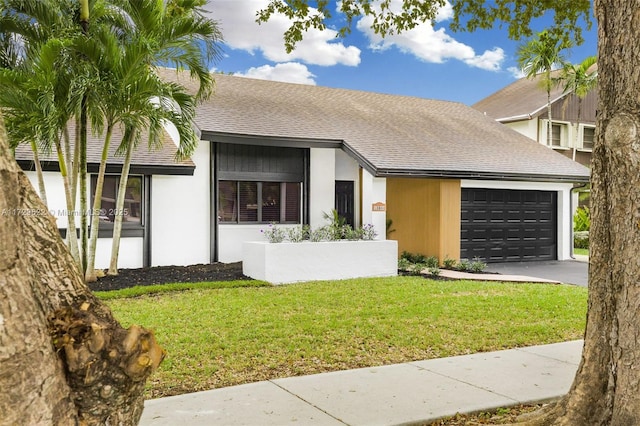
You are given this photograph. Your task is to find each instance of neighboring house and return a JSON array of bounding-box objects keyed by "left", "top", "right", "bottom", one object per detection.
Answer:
[
  {"left": 472, "top": 70, "right": 597, "bottom": 168},
  {"left": 16, "top": 71, "right": 590, "bottom": 268}
]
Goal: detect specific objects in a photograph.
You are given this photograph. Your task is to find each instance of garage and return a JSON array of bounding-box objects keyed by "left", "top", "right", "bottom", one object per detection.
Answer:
[{"left": 460, "top": 188, "right": 557, "bottom": 262}]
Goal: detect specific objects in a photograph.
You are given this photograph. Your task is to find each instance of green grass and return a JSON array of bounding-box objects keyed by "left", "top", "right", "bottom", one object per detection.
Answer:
[
  {"left": 94, "top": 280, "right": 269, "bottom": 300},
  {"left": 574, "top": 247, "right": 589, "bottom": 256},
  {"left": 103, "top": 276, "right": 587, "bottom": 398}
]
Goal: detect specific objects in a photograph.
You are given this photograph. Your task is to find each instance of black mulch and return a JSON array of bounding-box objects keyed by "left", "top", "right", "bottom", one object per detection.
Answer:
[{"left": 88, "top": 262, "right": 250, "bottom": 292}]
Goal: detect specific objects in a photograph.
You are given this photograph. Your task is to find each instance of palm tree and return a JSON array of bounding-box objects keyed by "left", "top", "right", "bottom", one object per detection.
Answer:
[
  {"left": 557, "top": 56, "right": 598, "bottom": 160},
  {"left": 517, "top": 30, "right": 570, "bottom": 148},
  {"left": 104, "top": 0, "right": 222, "bottom": 276},
  {"left": 0, "top": 1, "right": 85, "bottom": 267}
]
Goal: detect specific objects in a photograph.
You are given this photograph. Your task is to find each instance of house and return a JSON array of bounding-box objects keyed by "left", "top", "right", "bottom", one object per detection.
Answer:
[
  {"left": 472, "top": 69, "right": 597, "bottom": 168},
  {"left": 16, "top": 71, "right": 590, "bottom": 268}
]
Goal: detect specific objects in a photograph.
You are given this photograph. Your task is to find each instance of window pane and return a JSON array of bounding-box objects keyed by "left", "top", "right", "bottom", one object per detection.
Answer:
[
  {"left": 98, "top": 176, "right": 118, "bottom": 222},
  {"left": 92, "top": 175, "right": 143, "bottom": 225},
  {"left": 218, "top": 181, "right": 237, "bottom": 222},
  {"left": 123, "top": 176, "right": 142, "bottom": 224},
  {"left": 239, "top": 181, "right": 258, "bottom": 222},
  {"left": 583, "top": 128, "right": 595, "bottom": 149},
  {"left": 551, "top": 124, "right": 562, "bottom": 147},
  {"left": 262, "top": 182, "right": 281, "bottom": 222},
  {"left": 283, "top": 182, "right": 300, "bottom": 223}
]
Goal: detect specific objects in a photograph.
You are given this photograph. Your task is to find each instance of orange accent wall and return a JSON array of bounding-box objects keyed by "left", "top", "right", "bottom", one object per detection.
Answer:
[{"left": 386, "top": 178, "right": 461, "bottom": 263}]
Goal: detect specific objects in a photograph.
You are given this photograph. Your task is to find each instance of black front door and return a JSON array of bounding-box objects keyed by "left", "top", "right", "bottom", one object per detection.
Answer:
[{"left": 335, "top": 181, "right": 355, "bottom": 226}]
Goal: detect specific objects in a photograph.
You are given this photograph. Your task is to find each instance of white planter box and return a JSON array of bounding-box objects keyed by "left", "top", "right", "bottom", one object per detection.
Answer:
[{"left": 243, "top": 240, "right": 398, "bottom": 284}]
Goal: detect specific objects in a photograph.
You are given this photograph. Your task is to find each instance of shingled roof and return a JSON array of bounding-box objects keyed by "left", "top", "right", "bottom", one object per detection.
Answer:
[
  {"left": 15, "top": 122, "right": 195, "bottom": 175},
  {"left": 161, "top": 69, "right": 589, "bottom": 183},
  {"left": 472, "top": 71, "right": 568, "bottom": 122}
]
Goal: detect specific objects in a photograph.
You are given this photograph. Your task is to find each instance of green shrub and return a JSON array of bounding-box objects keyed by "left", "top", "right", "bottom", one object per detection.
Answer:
[
  {"left": 400, "top": 251, "right": 427, "bottom": 264},
  {"left": 425, "top": 256, "right": 439, "bottom": 268},
  {"left": 397, "top": 257, "right": 411, "bottom": 271},
  {"left": 456, "top": 259, "right": 472, "bottom": 272},
  {"left": 574, "top": 231, "right": 589, "bottom": 249},
  {"left": 574, "top": 207, "right": 590, "bottom": 232},
  {"left": 469, "top": 257, "right": 487, "bottom": 273},
  {"left": 408, "top": 262, "right": 426, "bottom": 276},
  {"left": 428, "top": 266, "right": 441, "bottom": 276},
  {"left": 442, "top": 257, "right": 457, "bottom": 269}
]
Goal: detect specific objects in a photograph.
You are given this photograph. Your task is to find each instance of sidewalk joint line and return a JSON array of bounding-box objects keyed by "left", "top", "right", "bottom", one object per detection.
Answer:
[{"left": 268, "top": 380, "right": 350, "bottom": 425}]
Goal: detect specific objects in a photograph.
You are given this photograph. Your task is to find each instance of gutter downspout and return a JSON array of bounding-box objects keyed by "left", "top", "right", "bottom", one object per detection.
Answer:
[{"left": 570, "top": 182, "right": 589, "bottom": 259}]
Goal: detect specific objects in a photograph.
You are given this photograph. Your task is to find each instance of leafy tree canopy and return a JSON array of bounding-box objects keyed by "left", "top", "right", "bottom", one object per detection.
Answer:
[{"left": 257, "top": 0, "right": 592, "bottom": 53}]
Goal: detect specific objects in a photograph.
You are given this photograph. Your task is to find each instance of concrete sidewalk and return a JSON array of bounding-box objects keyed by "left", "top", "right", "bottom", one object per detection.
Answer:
[{"left": 140, "top": 340, "right": 583, "bottom": 426}]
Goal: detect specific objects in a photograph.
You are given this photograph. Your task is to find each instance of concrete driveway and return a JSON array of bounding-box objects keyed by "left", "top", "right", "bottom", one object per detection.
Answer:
[{"left": 485, "top": 258, "right": 588, "bottom": 287}]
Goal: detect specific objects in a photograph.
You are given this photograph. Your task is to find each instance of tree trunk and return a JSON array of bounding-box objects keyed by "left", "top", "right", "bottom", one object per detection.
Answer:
[
  {"left": 108, "top": 133, "right": 134, "bottom": 276},
  {"left": 0, "top": 117, "right": 164, "bottom": 425},
  {"left": 86, "top": 124, "right": 114, "bottom": 282},
  {"left": 572, "top": 96, "right": 582, "bottom": 162},
  {"left": 55, "top": 136, "right": 81, "bottom": 268},
  {"left": 521, "top": 1, "right": 640, "bottom": 424},
  {"left": 546, "top": 72, "right": 553, "bottom": 147},
  {"left": 79, "top": 98, "right": 89, "bottom": 275},
  {"left": 30, "top": 139, "right": 48, "bottom": 207}
]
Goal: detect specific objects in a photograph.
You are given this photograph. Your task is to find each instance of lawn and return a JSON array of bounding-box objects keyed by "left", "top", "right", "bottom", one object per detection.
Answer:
[
  {"left": 102, "top": 276, "right": 588, "bottom": 399},
  {"left": 574, "top": 247, "right": 589, "bottom": 256}
]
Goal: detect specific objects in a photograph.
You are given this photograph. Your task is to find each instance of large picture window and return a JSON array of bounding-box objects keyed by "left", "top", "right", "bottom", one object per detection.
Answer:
[
  {"left": 91, "top": 175, "right": 144, "bottom": 227},
  {"left": 218, "top": 181, "right": 301, "bottom": 224}
]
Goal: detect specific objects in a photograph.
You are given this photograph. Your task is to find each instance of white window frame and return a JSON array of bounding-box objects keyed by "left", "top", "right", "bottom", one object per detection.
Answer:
[
  {"left": 541, "top": 120, "right": 570, "bottom": 149},
  {"left": 579, "top": 124, "right": 596, "bottom": 151}
]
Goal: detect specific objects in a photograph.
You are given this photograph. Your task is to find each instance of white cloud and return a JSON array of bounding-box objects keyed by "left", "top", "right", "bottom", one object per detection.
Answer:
[
  {"left": 234, "top": 62, "right": 317, "bottom": 85},
  {"left": 355, "top": 1, "right": 504, "bottom": 71},
  {"left": 464, "top": 48, "right": 505, "bottom": 71},
  {"left": 508, "top": 66, "right": 525, "bottom": 79},
  {"left": 207, "top": 0, "right": 361, "bottom": 67}
]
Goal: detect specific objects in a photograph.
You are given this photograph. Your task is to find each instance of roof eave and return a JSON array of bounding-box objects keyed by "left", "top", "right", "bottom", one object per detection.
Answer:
[
  {"left": 372, "top": 168, "right": 590, "bottom": 183},
  {"left": 495, "top": 93, "right": 571, "bottom": 123},
  {"left": 17, "top": 160, "right": 195, "bottom": 176},
  {"left": 201, "top": 131, "right": 343, "bottom": 149}
]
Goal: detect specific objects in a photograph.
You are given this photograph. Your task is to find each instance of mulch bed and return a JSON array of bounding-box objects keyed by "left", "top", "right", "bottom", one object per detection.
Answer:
[{"left": 88, "top": 262, "right": 249, "bottom": 292}]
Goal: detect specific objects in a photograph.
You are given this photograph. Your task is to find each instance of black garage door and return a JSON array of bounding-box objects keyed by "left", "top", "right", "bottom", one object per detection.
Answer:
[{"left": 461, "top": 189, "right": 557, "bottom": 262}]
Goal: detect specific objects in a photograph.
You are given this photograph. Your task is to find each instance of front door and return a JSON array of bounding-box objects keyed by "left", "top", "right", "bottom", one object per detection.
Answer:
[{"left": 335, "top": 181, "right": 355, "bottom": 226}]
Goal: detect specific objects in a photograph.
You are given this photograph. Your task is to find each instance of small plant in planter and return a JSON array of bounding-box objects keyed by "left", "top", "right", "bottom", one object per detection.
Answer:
[
  {"left": 261, "top": 223, "right": 286, "bottom": 243},
  {"left": 286, "top": 225, "right": 310, "bottom": 242}
]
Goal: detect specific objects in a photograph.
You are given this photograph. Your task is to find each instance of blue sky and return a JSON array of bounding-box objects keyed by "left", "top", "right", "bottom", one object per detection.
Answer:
[{"left": 205, "top": 1, "right": 597, "bottom": 106}]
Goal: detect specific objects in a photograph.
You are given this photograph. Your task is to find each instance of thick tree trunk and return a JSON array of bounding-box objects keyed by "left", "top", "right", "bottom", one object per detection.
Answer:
[
  {"left": 0, "top": 117, "right": 164, "bottom": 425},
  {"left": 521, "top": 1, "right": 640, "bottom": 424}
]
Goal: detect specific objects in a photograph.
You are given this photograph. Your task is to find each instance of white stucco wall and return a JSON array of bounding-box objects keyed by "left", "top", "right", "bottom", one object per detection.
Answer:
[
  {"left": 505, "top": 119, "right": 539, "bottom": 142},
  {"left": 218, "top": 224, "right": 300, "bottom": 263},
  {"left": 360, "top": 169, "right": 387, "bottom": 241},
  {"left": 461, "top": 180, "right": 575, "bottom": 261},
  {"left": 309, "top": 148, "right": 336, "bottom": 228},
  {"left": 151, "top": 142, "right": 210, "bottom": 267}
]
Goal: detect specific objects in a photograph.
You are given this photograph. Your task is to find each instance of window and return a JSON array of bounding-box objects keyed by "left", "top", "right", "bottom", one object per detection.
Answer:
[
  {"left": 91, "top": 175, "right": 143, "bottom": 227},
  {"left": 550, "top": 123, "right": 563, "bottom": 147},
  {"left": 582, "top": 127, "right": 595, "bottom": 150},
  {"left": 218, "top": 181, "right": 301, "bottom": 224}
]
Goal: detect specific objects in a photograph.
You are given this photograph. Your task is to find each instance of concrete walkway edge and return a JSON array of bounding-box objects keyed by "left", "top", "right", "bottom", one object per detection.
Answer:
[{"left": 140, "top": 340, "right": 584, "bottom": 426}]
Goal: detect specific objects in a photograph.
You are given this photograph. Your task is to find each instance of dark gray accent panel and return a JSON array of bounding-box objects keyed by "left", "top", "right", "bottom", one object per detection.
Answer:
[
  {"left": 218, "top": 144, "right": 305, "bottom": 182},
  {"left": 461, "top": 188, "right": 557, "bottom": 263}
]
